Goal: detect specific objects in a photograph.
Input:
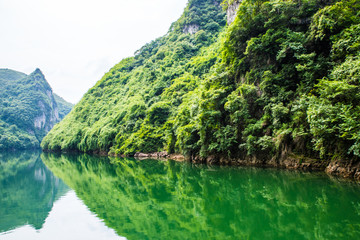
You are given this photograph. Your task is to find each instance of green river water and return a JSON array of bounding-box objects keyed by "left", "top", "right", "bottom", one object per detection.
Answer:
[{"left": 1, "top": 151, "right": 359, "bottom": 239}]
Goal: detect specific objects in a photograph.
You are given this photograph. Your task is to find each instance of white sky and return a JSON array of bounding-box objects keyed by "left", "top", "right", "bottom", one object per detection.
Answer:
[{"left": 0, "top": 0, "right": 188, "bottom": 104}]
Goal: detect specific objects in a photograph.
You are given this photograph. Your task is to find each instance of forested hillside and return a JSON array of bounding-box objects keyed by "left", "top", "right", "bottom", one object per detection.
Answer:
[
  {"left": 42, "top": 0, "right": 360, "bottom": 164},
  {"left": 0, "top": 69, "right": 73, "bottom": 149}
]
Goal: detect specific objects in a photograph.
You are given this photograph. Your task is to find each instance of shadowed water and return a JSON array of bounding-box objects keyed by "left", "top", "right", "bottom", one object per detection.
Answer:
[{"left": 38, "top": 153, "right": 360, "bottom": 240}]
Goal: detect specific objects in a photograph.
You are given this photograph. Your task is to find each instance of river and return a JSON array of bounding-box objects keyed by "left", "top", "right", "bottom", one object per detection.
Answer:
[{"left": 1, "top": 151, "right": 360, "bottom": 239}]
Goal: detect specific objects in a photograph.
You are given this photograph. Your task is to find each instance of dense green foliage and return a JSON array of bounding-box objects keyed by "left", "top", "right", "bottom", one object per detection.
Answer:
[
  {"left": 42, "top": 153, "right": 360, "bottom": 239},
  {"left": 42, "top": 0, "right": 226, "bottom": 154},
  {"left": 0, "top": 69, "right": 73, "bottom": 149},
  {"left": 43, "top": 0, "right": 360, "bottom": 163}
]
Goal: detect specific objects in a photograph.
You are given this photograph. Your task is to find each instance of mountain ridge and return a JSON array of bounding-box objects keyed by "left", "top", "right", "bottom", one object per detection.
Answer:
[{"left": 0, "top": 68, "right": 73, "bottom": 149}]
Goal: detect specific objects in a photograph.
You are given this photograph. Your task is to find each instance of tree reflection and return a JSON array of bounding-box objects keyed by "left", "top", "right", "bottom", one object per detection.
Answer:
[
  {"left": 0, "top": 151, "right": 69, "bottom": 232},
  {"left": 42, "top": 153, "right": 360, "bottom": 240}
]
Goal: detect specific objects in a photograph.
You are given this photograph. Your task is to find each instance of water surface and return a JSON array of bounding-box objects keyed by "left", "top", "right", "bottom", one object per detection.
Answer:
[
  {"left": 0, "top": 151, "right": 123, "bottom": 240},
  {"left": 1, "top": 151, "right": 360, "bottom": 239}
]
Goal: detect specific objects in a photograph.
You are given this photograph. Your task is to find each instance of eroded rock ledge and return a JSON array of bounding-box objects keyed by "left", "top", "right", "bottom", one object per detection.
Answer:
[
  {"left": 326, "top": 160, "right": 360, "bottom": 180},
  {"left": 134, "top": 152, "right": 185, "bottom": 161},
  {"left": 134, "top": 152, "right": 360, "bottom": 181}
]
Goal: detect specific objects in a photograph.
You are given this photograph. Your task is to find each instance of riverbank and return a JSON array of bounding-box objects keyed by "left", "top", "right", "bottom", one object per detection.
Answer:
[
  {"left": 42, "top": 149, "right": 360, "bottom": 181},
  {"left": 133, "top": 152, "right": 360, "bottom": 181}
]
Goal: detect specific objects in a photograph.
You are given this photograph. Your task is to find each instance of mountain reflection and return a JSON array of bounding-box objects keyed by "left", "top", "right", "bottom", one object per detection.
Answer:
[
  {"left": 0, "top": 151, "right": 69, "bottom": 232},
  {"left": 42, "top": 153, "right": 360, "bottom": 240}
]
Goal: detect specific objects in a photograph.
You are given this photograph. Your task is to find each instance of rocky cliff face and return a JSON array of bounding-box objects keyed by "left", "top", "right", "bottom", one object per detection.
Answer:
[
  {"left": 179, "top": 0, "right": 224, "bottom": 34},
  {"left": 183, "top": 24, "right": 200, "bottom": 34},
  {"left": 27, "top": 69, "right": 61, "bottom": 138},
  {"left": 0, "top": 68, "right": 72, "bottom": 149},
  {"left": 226, "top": 0, "right": 241, "bottom": 25}
]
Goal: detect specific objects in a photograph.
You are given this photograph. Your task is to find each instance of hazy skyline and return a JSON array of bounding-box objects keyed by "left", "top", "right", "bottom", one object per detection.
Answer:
[{"left": 0, "top": 0, "right": 188, "bottom": 103}]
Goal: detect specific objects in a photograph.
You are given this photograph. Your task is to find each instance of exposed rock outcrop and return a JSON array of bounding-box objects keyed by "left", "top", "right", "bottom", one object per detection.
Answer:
[
  {"left": 326, "top": 160, "right": 360, "bottom": 180},
  {"left": 133, "top": 151, "right": 360, "bottom": 181},
  {"left": 192, "top": 154, "right": 360, "bottom": 181},
  {"left": 227, "top": 0, "right": 241, "bottom": 25},
  {"left": 34, "top": 112, "right": 46, "bottom": 130},
  {"left": 183, "top": 24, "right": 200, "bottom": 34},
  {"left": 31, "top": 70, "right": 61, "bottom": 135},
  {"left": 134, "top": 152, "right": 185, "bottom": 161}
]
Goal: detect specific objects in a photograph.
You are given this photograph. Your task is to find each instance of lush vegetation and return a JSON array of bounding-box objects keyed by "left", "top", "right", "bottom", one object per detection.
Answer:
[
  {"left": 42, "top": 153, "right": 360, "bottom": 239},
  {"left": 43, "top": 0, "right": 360, "bottom": 163},
  {"left": 0, "top": 69, "right": 73, "bottom": 149}
]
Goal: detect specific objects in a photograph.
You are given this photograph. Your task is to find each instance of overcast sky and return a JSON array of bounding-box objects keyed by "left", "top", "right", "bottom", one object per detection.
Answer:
[{"left": 0, "top": 0, "right": 188, "bottom": 104}]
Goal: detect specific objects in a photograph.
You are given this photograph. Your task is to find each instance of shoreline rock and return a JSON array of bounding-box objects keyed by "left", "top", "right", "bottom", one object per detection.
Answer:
[
  {"left": 326, "top": 160, "right": 360, "bottom": 180},
  {"left": 43, "top": 149, "right": 360, "bottom": 181},
  {"left": 133, "top": 151, "right": 360, "bottom": 181},
  {"left": 134, "top": 152, "right": 185, "bottom": 161}
]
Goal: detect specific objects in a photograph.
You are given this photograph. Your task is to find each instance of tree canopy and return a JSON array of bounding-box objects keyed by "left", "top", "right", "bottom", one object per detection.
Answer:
[{"left": 42, "top": 0, "right": 360, "bottom": 163}]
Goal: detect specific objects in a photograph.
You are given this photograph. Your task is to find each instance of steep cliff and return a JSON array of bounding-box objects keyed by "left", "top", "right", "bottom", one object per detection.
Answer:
[
  {"left": 0, "top": 68, "right": 73, "bottom": 149},
  {"left": 223, "top": 0, "right": 241, "bottom": 24},
  {"left": 43, "top": 0, "right": 360, "bottom": 175}
]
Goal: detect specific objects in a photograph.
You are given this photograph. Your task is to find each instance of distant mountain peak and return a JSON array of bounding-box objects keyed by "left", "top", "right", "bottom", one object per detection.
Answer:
[
  {"left": 0, "top": 68, "right": 73, "bottom": 150},
  {"left": 33, "top": 68, "right": 43, "bottom": 75}
]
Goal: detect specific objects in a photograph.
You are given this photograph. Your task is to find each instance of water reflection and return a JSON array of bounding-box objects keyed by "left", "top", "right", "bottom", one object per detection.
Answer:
[
  {"left": 0, "top": 151, "right": 69, "bottom": 232},
  {"left": 42, "top": 153, "right": 360, "bottom": 240}
]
